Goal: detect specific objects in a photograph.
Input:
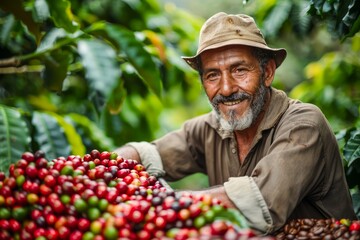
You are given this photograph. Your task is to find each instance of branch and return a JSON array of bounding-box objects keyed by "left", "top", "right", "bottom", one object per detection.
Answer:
[
  {"left": 0, "top": 65, "right": 44, "bottom": 74},
  {"left": 0, "top": 57, "right": 21, "bottom": 67}
]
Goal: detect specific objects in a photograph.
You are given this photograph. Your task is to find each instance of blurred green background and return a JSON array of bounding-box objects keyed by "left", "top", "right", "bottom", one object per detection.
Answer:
[{"left": 0, "top": 0, "right": 359, "bottom": 216}]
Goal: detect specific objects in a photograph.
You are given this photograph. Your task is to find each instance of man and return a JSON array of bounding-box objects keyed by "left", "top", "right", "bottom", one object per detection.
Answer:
[{"left": 115, "top": 12, "right": 357, "bottom": 233}]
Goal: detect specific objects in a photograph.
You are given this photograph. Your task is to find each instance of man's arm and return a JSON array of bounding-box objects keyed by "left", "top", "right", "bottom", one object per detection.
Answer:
[{"left": 114, "top": 144, "right": 235, "bottom": 208}]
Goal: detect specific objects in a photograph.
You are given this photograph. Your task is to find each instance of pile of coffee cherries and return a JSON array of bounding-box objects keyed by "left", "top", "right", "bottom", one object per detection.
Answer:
[
  {"left": 0, "top": 150, "right": 264, "bottom": 240},
  {"left": 274, "top": 218, "right": 360, "bottom": 239}
]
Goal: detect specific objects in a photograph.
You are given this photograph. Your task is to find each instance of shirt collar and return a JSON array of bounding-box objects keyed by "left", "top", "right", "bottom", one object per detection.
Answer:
[{"left": 206, "top": 87, "right": 290, "bottom": 139}]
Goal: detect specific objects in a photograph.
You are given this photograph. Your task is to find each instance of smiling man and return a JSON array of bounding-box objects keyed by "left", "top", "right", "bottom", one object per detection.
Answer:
[{"left": 115, "top": 12, "right": 357, "bottom": 234}]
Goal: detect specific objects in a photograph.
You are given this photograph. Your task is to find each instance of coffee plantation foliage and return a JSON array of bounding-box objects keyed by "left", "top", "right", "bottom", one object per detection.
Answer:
[
  {"left": 0, "top": 0, "right": 208, "bottom": 169},
  {"left": 0, "top": 0, "right": 359, "bottom": 218}
]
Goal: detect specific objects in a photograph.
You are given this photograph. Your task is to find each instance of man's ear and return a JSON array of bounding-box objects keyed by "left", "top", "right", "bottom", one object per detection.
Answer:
[{"left": 264, "top": 59, "right": 276, "bottom": 87}]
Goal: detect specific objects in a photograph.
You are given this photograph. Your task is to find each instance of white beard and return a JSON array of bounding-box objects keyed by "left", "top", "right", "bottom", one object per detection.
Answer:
[
  {"left": 218, "top": 107, "right": 254, "bottom": 131},
  {"left": 212, "top": 78, "right": 267, "bottom": 132}
]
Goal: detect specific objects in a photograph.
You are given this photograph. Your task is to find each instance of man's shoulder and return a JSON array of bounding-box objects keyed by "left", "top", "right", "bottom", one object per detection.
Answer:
[
  {"left": 288, "top": 99, "right": 324, "bottom": 116},
  {"left": 284, "top": 99, "right": 328, "bottom": 127}
]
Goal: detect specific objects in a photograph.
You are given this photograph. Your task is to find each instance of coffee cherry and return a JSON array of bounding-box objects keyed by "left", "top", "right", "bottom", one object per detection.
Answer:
[
  {"left": 40, "top": 184, "right": 52, "bottom": 196},
  {"left": 136, "top": 229, "right": 151, "bottom": 240},
  {"left": 46, "top": 227, "right": 59, "bottom": 240},
  {"left": 154, "top": 216, "right": 167, "bottom": 229},
  {"left": 44, "top": 174, "right": 57, "bottom": 187},
  {"left": 87, "top": 208, "right": 101, "bottom": 221},
  {"left": 58, "top": 225, "right": 71, "bottom": 239},
  {"left": 210, "top": 220, "right": 228, "bottom": 235},
  {"left": 129, "top": 209, "right": 145, "bottom": 223},
  {"left": 0, "top": 219, "right": 10, "bottom": 230},
  {"left": 103, "top": 225, "right": 118, "bottom": 240},
  {"left": 22, "top": 152, "right": 35, "bottom": 162},
  {"left": 25, "top": 163, "right": 38, "bottom": 179},
  {"left": 189, "top": 202, "right": 201, "bottom": 215},
  {"left": 9, "top": 219, "right": 21, "bottom": 232},
  {"left": 350, "top": 221, "right": 360, "bottom": 231},
  {"left": 35, "top": 216, "right": 46, "bottom": 228},
  {"left": 90, "top": 150, "right": 100, "bottom": 160},
  {"left": 0, "top": 172, "right": 6, "bottom": 181},
  {"left": 14, "top": 191, "right": 27, "bottom": 205},
  {"left": 151, "top": 196, "right": 162, "bottom": 206},
  {"left": 34, "top": 150, "right": 45, "bottom": 160},
  {"left": 69, "top": 230, "right": 83, "bottom": 240},
  {"left": 35, "top": 158, "right": 48, "bottom": 169},
  {"left": 100, "top": 151, "right": 111, "bottom": 161},
  {"left": 165, "top": 209, "right": 177, "bottom": 223},
  {"left": 178, "top": 208, "right": 191, "bottom": 221}
]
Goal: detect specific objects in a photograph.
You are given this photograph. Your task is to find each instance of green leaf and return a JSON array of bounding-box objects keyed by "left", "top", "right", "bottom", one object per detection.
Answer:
[
  {"left": 43, "top": 49, "right": 73, "bottom": 91},
  {"left": 344, "top": 12, "right": 360, "bottom": 39},
  {"left": 36, "top": 28, "right": 68, "bottom": 53},
  {"left": 337, "top": 0, "right": 360, "bottom": 39},
  {"left": 107, "top": 78, "right": 127, "bottom": 114},
  {"left": 263, "top": 1, "right": 292, "bottom": 38},
  {"left": 45, "top": 0, "right": 79, "bottom": 33},
  {"left": 103, "top": 24, "right": 163, "bottom": 98},
  {"left": 351, "top": 190, "right": 360, "bottom": 218},
  {"left": 0, "top": 0, "right": 42, "bottom": 43},
  {"left": 344, "top": 130, "right": 360, "bottom": 167},
  {"left": 34, "top": 0, "right": 50, "bottom": 22},
  {"left": 310, "top": 0, "right": 325, "bottom": 15},
  {"left": 47, "top": 112, "right": 86, "bottom": 156},
  {"left": 214, "top": 208, "right": 249, "bottom": 229},
  {"left": 0, "top": 15, "right": 15, "bottom": 45},
  {"left": 341, "top": 0, "right": 360, "bottom": 29},
  {"left": 32, "top": 111, "right": 71, "bottom": 160},
  {"left": 78, "top": 39, "right": 121, "bottom": 106},
  {"left": 64, "top": 113, "right": 115, "bottom": 151},
  {"left": 0, "top": 105, "right": 31, "bottom": 173}
]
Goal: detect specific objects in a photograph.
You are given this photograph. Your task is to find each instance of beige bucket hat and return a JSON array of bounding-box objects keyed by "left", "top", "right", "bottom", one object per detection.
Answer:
[{"left": 182, "top": 12, "right": 287, "bottom": 70}]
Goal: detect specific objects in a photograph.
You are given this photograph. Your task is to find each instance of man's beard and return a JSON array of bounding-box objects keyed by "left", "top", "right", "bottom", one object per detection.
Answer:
[{"left": 211, "top": 77, "right": 267, "bottom": 131}]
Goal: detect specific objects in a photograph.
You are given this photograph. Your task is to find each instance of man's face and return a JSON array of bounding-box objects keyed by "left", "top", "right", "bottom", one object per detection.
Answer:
[{"left": 200, "top": 45, "right": 268, "bottom": 131}]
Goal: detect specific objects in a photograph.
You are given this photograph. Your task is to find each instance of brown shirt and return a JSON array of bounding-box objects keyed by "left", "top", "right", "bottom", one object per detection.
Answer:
[{"left": 152, "top": 88, "right": 356, "bottom": 232}]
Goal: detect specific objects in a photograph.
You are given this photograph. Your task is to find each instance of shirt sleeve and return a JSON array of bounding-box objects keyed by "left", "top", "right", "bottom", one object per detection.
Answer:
[
  {"left": 152, "top": 115, "right": 209, "bottom": 181},
  {"left": 224, "top": 176, "right": 274, "bottom": 233}
]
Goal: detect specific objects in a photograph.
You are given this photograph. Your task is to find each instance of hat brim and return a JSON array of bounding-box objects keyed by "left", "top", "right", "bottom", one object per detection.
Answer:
[{"left": 182, "top": 39, "right": 287, "bottom": 71}]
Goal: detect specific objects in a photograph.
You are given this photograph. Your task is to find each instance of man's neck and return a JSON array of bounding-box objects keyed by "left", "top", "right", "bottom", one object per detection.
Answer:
[{"left": 233, "top": 90, "right": 271, "bottom": 163}]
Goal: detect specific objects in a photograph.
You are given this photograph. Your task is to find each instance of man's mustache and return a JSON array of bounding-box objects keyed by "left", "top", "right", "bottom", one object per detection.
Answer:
[{"left": 211, "top": 92, "right": 252, "bottom": 106}]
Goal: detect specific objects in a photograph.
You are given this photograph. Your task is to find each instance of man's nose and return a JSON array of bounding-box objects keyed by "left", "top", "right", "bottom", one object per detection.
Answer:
[{"left": 220, "top": 72, "right": 237, "bottom": 96}]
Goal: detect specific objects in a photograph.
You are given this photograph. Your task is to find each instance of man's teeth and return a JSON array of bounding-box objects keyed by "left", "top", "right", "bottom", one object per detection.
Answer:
[{"left": 223, "top": 100, "right": 241, "bottom": 106}]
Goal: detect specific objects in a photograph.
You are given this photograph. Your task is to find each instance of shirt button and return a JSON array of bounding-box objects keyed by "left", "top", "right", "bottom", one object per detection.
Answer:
[{"left": 232, "top": 148, "right": 236, "bottom": 154}]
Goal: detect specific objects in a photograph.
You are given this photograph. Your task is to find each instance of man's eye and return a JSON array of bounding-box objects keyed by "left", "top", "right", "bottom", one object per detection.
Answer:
[
  {"left": 205, "top": 73, "right": 218, "bottom": 81},
  {"left": 235, "top": 68, "right": 246, "bottom": 74},
  {"left": 232, "top": 67, "right": 248, "bottom": 77}
]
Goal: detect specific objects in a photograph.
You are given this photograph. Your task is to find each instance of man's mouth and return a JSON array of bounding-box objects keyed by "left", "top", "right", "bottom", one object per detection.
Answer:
[
  {"left": 212, "top": 92, "right": 251, "bottom": 109},
  {"left": 222, "top": 100, "right": 242, "bottom": 106}
]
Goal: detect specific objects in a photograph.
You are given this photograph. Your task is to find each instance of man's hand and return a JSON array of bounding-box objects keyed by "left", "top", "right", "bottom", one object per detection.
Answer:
[
  {"left": 176, "top": 185, "right": 236, "bottom": 209},
  {"left": 113, "top": 145, "right": 141, "bottom": 163},
  {"left": 114, "top": 143, "right": 165, "bottom": 178}
]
